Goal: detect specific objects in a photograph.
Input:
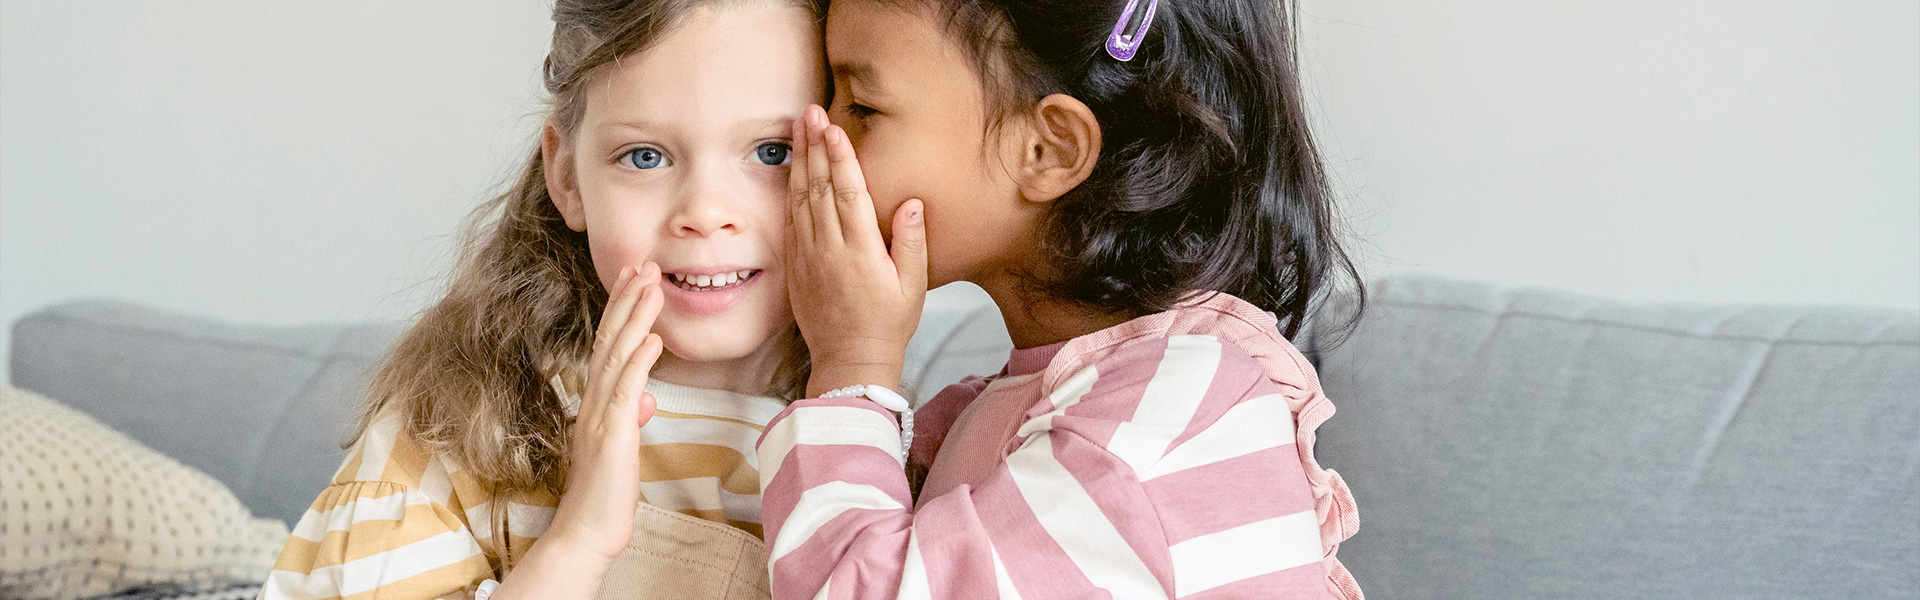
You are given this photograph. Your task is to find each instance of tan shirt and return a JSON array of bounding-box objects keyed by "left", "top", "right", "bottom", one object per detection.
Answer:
[{"left": 261, "top": 377, "right": 784, "bottom": 600}]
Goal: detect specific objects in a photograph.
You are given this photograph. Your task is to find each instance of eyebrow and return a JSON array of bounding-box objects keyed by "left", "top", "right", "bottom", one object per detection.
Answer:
[
  {"left": 738, "top": 117, "right": 799, "bottom": 133},
  {"left": 599, "top": 117, "right": 797, "bottom": 135},
  {"left": 832, "top": 61, "right": 884, "bottom": 92}
]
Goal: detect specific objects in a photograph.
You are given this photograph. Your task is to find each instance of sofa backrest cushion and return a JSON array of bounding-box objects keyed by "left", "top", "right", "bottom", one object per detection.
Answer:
[
  {"left": 9, "top": 300, "right": 400, "bottom": 527},
  {"left": 8, "top": 287, "right": 1014, "bottom": 528},
  {"left": 1304, "top": 274, "right": 1919, "bottom": 599}
]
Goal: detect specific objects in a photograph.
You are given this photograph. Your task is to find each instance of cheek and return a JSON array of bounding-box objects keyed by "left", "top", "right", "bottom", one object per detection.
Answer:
[
  {"left": 853, "top": 132, "right": 966, "bottom": 224},
  {"left": 862, "top": 128, "right": 1028, "bottom": 283},
  {"left": 749, "top": 183, "right": 790, "bottom": 248},
  {"left": 728, "top": 165, "right": 810, "bottom": 245},
  {"left": 585, "top": 235, "right": 654, "bottom": 288},
  {"left": 847, "top": 149, "right": 906, "bottom": 236},
  {"left": 579, "top": 180, "right": 671, "bottom": 285}
]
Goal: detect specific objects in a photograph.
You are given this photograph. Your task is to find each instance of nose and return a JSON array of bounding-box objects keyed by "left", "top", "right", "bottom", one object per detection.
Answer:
[{"left": 668, "top": 166, "right": 745, "bottom": 238}]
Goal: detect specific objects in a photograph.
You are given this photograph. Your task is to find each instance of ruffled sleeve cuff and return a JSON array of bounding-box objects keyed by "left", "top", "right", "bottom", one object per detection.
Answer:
[{"left": 261, "top": 481, "right": 493, "bottom": 600}]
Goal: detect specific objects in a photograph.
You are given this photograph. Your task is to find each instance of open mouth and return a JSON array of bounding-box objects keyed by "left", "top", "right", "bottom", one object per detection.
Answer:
[{"left": 666, "top": 269, "right": 761, "bottom": 291}]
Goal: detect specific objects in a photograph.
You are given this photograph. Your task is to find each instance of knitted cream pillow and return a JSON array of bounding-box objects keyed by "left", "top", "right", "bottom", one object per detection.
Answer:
[{"left": 0, "top": 386, "right": 288, "bottom": 600}]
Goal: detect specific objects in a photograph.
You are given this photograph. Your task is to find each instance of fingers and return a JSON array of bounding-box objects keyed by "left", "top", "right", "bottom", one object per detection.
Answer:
[
  {"left": 890, "top": 199, "right": 930, "bottom": 295},
  {"left": 606, "top": 333, "right": 664, "bottom": 428},
  {"left": 787, "top": 115, "right": 814, "bottom": 245},
  {"left": 803, "top": 106, "right": 843, "bottom": 242},
  {"left": 599, "top": 265, "right": 660, "bottom": 409},
  {"left": 589, "top": 262, "right": 660, "bottom": 418},
  {"left": 582, "top": 265, "right": 642, "bottom": 424},
  {"left": 592, "top": 265, "right": 640, "bottom": 358},
  {"left": 600, "top": 266, "right": 661, "bottom": 396},
  {"left": 825, "top": 125, "right": 884, "bottom": 252},
  {"left": 624, "top": 270, "right": 666, "bottom": 357}
]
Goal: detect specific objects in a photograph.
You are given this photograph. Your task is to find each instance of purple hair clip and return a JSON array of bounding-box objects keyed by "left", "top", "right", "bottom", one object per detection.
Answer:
[{"left": 1105, "top": 0, "right": 1159, "bottom": 61}]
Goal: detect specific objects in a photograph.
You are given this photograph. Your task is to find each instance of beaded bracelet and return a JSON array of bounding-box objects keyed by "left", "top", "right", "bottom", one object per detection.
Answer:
[{"left": 821, "top": 384, "right": 913, "bottom": 462}]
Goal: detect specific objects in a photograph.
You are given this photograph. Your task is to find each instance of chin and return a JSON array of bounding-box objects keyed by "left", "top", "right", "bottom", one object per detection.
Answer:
[{"left": 654, "top": 316, "right": 787, "bottom": 365}]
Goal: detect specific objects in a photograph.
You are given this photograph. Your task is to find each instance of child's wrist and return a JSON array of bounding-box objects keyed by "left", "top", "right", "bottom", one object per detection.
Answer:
[
  {"left": 806, "top": 363, "right": 904, "bottom": 399},
  {"left": 531, "top": 530, "right": 619, "bottom": 571},
  {"left": 491, "top": 534, "right": 614, "bottom": 600}
]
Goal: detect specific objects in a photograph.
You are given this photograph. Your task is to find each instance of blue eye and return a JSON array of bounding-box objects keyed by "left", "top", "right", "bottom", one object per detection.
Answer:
[
  {"left": 626, "top": 147, "right": 665, "bottom": 169},
  {"left": 755, "top": 142, "right": 791, "bottom": 166}
]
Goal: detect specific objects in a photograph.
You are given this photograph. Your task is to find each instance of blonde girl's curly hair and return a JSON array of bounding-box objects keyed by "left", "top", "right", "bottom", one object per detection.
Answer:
[{"left": 351, "top": 0, "right": 818, "bottom": 500}]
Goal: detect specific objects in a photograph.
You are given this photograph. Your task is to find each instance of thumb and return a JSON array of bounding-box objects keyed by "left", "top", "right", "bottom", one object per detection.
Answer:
[
  {"left": 634, "top": 391, "right": 657, "bottom": 429},
  {"left": 890, "top": 199, "right": 928, "bottom": 293}
]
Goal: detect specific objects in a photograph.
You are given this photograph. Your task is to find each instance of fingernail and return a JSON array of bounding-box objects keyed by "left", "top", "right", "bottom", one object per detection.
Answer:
[
  {"left": 907, "top": 200, "right": 923, "bottom": 223},
  {"left": 828, "top": 127, "right": 844, "bottom": 146}
]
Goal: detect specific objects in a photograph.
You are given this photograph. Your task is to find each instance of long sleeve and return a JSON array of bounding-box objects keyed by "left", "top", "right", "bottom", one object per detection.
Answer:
[
  {"left": 903, "top": 375, "right": 990, "bottom": 499},
  {"left": 757, "top": 334, "right": 1335, "bottom": 599},
  {"left": 262, "top": 417, "right": 496, "bottom": 600},
  {"left": 262, "top": 482, "right": 492, "bottom": 600}
]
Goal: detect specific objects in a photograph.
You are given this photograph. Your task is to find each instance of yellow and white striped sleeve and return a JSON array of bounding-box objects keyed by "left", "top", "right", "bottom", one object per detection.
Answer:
[{"left": 261, "top": 418, "right": 495, "bottom": 600}]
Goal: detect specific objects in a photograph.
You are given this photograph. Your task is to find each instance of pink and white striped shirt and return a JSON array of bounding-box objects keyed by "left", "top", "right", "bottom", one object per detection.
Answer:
[{"left": 757, "top": 293, "right": 1362, "bottom": 599}]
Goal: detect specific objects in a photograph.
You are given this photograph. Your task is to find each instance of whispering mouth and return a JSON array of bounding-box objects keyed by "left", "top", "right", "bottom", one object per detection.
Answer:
[{"left": 667, "top": 269, "right": 761, "bottom": 291}]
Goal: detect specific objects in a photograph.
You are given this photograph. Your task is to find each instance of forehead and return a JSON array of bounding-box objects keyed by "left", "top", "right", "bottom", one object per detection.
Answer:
[
  {"left": 823, "top": 0, "right": 979, "bottom": 92},
  {"left": 582, "top": 4, "right": 823, "bottom": 129}
]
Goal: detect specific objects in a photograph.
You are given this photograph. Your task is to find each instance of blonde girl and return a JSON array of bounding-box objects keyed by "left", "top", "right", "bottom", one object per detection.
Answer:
[{"left": 262, "top": 0, "right": 824, "bottom": 598}]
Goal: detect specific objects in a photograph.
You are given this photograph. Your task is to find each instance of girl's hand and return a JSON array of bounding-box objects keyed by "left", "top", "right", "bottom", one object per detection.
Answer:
[
  {"left": 527, "top": 263, "right": 665, "bottom": 566},
  {"left": 787, "top": 105, "right": 929, "bottom": 398}
]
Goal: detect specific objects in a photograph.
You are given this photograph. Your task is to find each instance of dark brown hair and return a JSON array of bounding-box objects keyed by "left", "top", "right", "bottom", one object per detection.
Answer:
[{"left": 913, "top": 0, "right": 1363, "bottom": 338}]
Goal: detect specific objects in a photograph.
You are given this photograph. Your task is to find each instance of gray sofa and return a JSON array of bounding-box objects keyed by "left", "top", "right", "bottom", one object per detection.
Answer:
[
  {"left": 1298, "top": 276, "right": 1917, "bottom": 598},
  {"left": 5, "top": 285, "right": 1017, "bottom": 529},
  {"left": 10, "top": 274, "right": 1916, "bottom": 598}
]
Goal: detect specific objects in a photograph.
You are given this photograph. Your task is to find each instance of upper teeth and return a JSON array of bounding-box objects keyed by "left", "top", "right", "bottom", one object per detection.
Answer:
[{"left": 672, "top": 270, "right": 754, "bottom": 288}]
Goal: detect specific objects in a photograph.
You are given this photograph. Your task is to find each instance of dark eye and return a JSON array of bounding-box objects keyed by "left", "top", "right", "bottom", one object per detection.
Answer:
[
  {"left": 754, "top": 142, "right": 791, "bottom": 166},
  {"left": 844, "top": 102, "right": 879, "bottom": 119},
  {"left": 625, "top": 147, "right": 666, "bottom": 169}
]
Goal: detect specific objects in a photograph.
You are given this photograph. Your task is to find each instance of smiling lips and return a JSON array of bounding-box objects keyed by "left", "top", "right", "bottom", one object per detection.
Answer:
[{"left": 658, "top": 267, "right": 764, "bottom": 316}]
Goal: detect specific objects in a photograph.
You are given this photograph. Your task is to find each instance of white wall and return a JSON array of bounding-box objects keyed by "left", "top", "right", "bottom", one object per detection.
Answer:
[
  {"left": 4, "top": 1, "right": 1916, "bottom": 379},
  {"left": 1, "top": 2, "right": 555, "bottom": 376},
  {"left": 1299, "top": 0, "right": 1919, "bottom": 308}
]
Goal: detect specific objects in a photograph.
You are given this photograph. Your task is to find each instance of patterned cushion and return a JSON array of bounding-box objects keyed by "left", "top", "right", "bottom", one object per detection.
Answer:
[
  {"left": 8, "top": 299, "right": 402, "bottom": 527},
  {"left": 75, "top": 580, "right": 261, "bottom": 600},
  {"left": 0, "top": 386, "right": 286, "bottom": 600}
]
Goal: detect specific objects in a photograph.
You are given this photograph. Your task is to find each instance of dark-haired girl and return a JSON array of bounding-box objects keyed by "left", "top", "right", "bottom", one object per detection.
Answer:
[{"left": 758, "top": 0, "right": 1366, "bottom": 597}]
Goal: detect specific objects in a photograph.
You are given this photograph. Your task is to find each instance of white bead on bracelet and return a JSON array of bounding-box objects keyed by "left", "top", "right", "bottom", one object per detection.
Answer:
[{"left": 821, "top": 384, "right": 913, "bottom": 461}]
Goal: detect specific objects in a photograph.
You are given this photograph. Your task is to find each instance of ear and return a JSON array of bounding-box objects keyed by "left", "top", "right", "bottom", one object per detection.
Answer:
[
  {"left": 1013, "top": 93, "right": 1101, "bottom": 204},
  {"left": 541, "top": 120, "right": 587, "bottom": 232}
]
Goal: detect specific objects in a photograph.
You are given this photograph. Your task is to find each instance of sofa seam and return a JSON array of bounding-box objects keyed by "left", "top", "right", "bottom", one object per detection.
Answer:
[
  {"left": 14, "top": 313, "right": 386, "bottom": 362},
  {"left": 1373, "top": 299, "right": 1918, "bottom": 347}
]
